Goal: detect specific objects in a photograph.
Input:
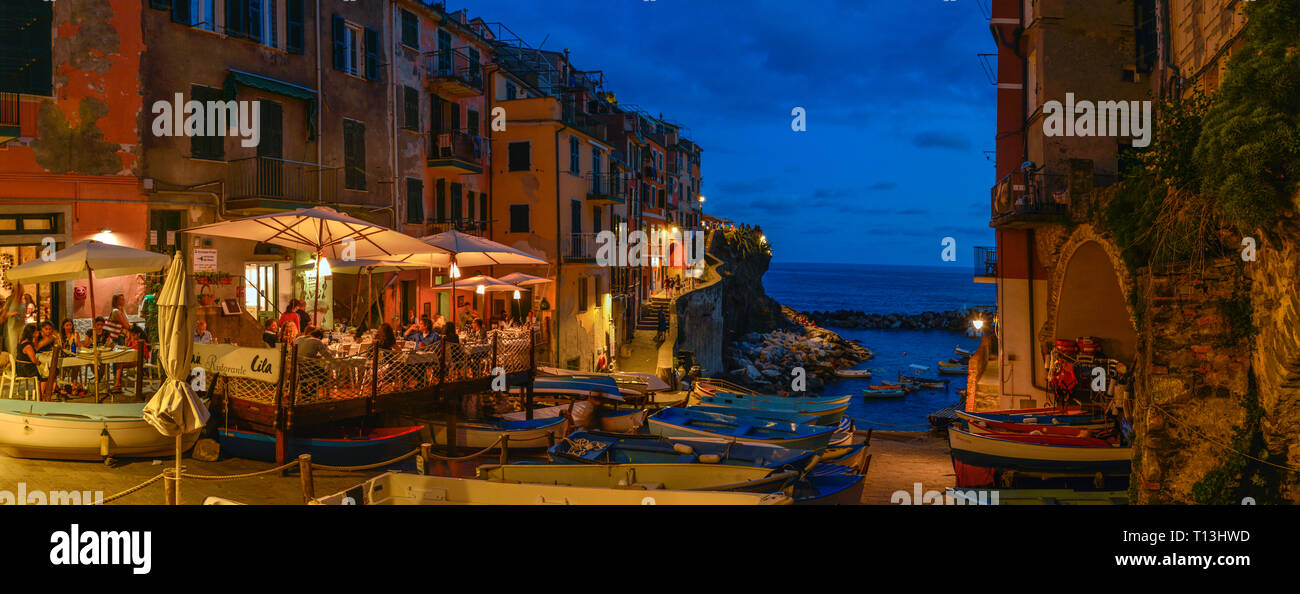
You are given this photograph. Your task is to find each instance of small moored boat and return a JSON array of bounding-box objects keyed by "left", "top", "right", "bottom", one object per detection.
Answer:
[
  {"left": 477, "top": 463, "right": 801, "bottom": 493},
  {"left": 0, "top": 400, "right": 199, "bottom": 461},
  {"left": 686, "top": 405, "right": 819, "bottom": 425},
  {"left": 425, "top": 416, "right": 567, "bottom": 450},
  {"left": 954, "top": 347, "right": 975, "bottom": 357},
  {"left": 648, "top": 407, "right": 835, "bottom": 452},
  {"left": 695, "top": 393, "right": 847, "bottom": 425},
  {"left": 834, "top": 369, "right": 872, "bottom": 379},
  {"left": 549, "top": 431, "right": 817, "bottom": 469},
  {"left": 500, "top": 405, "right": 648, "bottom": 434},
  {"left": 960, "top": 409, "right": 1106, "bottom": 427},
  {"left": 863, "top": 388, "right": 905, "bottom": 399},
  {"left": 956, "top": 410, "right": 1110, "bottom": 436},
  {"left": 947, "top": 428, "right": 1132, "bottom": 475},
  {"left": 218, "top": 426, "right": 424, "bottom": 467}
]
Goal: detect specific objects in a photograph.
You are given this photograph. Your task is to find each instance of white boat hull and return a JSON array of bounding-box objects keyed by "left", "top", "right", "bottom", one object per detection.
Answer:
[{"left": 0, "top": 404, "right": 199, "bottom": 461}]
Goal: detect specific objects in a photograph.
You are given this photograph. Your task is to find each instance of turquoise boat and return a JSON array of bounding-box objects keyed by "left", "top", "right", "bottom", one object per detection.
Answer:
[
  {"left": 696, "top": 393, "right": 849, "bottom": 425},
  {"left": 685, "top": 405, "right": 818, "bottom": 425},
  {"left": 647, "top": 408, "right": 835, "bottom": 452},
  {"left": 551, "top": 431, "right": 818, "bottom": 468}
]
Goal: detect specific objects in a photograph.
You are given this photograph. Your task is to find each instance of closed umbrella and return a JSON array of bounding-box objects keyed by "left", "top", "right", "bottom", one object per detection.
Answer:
[
  {"left": 182, "top": 207, "right": 450, "bottom": 326},
  {"left": 142, "top": 253, "right": 210, "bottom": 505},
  {"left": 6, "top": 240, "right": 171, "bottom": 399}
]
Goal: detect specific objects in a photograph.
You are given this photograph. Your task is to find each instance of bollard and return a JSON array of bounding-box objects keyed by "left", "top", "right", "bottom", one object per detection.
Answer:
[
  {"left": 163, "top": 468, "right": 177, "bottom": 505},
  {"left": 499, "top": 435, "right": 509, "bottom": 466},
  {"left": 419, "top": 443, "right": 434, "bottom": 476},
  {"left": 298, "top": 454, "right": 315, "bottom": 503},
  {"left": 547, "top": 430, "right": 555, "bottom": 448}
]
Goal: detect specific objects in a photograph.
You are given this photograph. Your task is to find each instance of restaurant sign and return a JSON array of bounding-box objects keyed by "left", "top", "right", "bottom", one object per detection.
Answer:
[{"left": 192, "top": 344, "right": 280, "bottom": 383}]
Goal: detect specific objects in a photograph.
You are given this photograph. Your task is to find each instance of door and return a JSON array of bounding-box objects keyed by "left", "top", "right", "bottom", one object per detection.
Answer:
[
  {"left": 400, "top": 280, "right": 415, "bottom": 326},
  {"left": 148, "top": 210, "right": 182, "bottom": 258},
  {"left": 257, "top": 100, "right": 284, "bottom": 197},
  {"left": 570, "top": 200, "right": 583, "bottom": 257}
]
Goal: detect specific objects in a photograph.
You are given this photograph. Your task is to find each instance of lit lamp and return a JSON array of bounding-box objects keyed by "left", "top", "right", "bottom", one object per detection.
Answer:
[
  {"left": 449, "top": 262, "right": 461, "bottom": 278},
  {"left": 512, "top": 290, "right": 521, "bottom": 300},
  {"left": 318, "top": 257, "right": 332, "bottom": 277},
  {"left": 475, "top": 285, "right": 485, "bottom": 295},
  {"left": 972, "top": 318, "right": 985, "bottom": 331}
]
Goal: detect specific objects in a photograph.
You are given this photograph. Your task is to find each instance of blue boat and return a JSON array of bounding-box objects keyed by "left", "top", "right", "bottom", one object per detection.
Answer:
[
  {"left": 551, "top": 431, "right": 817, "bottom": 469},
  {"left": 218, "top": 426, "right": 424, "bottom": 467},
  {"left": 648, "top": 408, "right": 835, "bottom": 452},
  {"left": 696, "top": 393, "right": 848, "bottom": 425},
  {"left": 685, "top": 405, "right": 819, "bottom": 425},
  {"left": 795, "top": 465, "right": 867, "bottom": 505}
]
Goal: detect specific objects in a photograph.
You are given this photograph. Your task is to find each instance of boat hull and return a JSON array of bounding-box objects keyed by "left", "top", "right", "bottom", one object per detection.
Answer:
[
  {"left": 549, "top": 431, "right": 816, "bottom": 469},
  {"left": 477, "top": 463, "right": 799, "bottom": 493},
  {"left": 687, "top": 405, "right": 819, "bottom": 425},
  {"left": 796, "top": 469, "right": 866, "bottom": 505},
  {"left": 957, "top": 411, "right": 1110, "bottom": 436},
  {"left": 218, "top": 426, "right": 424, "bottom": 467},
  {"left": 948, "top": 428, "right": 1132, "bottom": 475},
  {"left": 961, "top": 410, "right": 1107, "bottom": 427},
  {"left": 500, "top": 406, "right": 648, "bottom": 434},
  {"left": 0, "top": 401, "right": 199, "bottom": 461},
  {"left": 834, "top": 370, "right": 872, "bottom": 379},
  {"left": 426, "top": 417, "right": 567, "bottom": 450},
  {"left": 648, "top": 408, "right": 834, "bottom": 452},
  {"left": 312, "top": 471, "right": 792, "bottom": 505}
]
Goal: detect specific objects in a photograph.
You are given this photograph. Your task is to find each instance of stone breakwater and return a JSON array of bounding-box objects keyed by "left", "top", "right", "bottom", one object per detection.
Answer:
[
  {"left": 807, "top": 309, "right": 970, "bottom": 332},
  {"left": 723, "top": 315, "right": 874, "bottom": 393}
]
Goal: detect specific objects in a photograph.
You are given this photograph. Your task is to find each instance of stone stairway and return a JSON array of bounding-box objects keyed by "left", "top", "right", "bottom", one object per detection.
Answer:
[{"left": 635, "top": 296, "right": 674, "bottom": 331}]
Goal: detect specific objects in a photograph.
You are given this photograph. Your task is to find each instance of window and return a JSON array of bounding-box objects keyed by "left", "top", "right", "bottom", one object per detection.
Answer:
[
  {"left": 247, "top": 0, "right": 277, "bottom": 47},
  {"left": 505, "top": 81, "right": 517, "bottom": 100},
  {"left": 435, "top": 179, "right": 447, "bottom": 221},
  {"left": 405, "top": 178, "right": 424, "bottom": 224},
  {"left": 400, "top": 9, "right": 419, "bottom": 49},
  {"left": 508, "top": 142, "right": 530, "bottom": 171},
  {"left": 509, "top": 205, "right": 529, "bottom": 233},
  {"left": 190, "top": 85, "right": 225, "bottom": 160},
  {"left": 467, "top": 109, "right": 479, "bottom": 138},
  {"left": 592, "top": 149, "right": 602, "bottom": 184},
  {"left": 402, "top": 86, "right": 419, "bottom": 131},
  {"left": 577, "top": 277, "right": 589, "bottom": 312},
  {"left": 343, "top": 119, "right": 366, "bottom": 190},
  {"left": 478, "top": 194, "right": 487, "bottom": 224},
  {"left": 190, "top": 0, "right": 216, "bottom": 31},
  {"left": 569, "top": 137, "right": 580, "bottom": 175},
  {"left": 467, "top": 191, "right": 476, "bottom": 221},
  {"left": 333, "top": 15, "right": 378, "bottom": 81},
  {"left": 244, "top": 263, "right": 277, "bottom": 315},
  {"left": 450, "top": 183, "right": 462, "bottom": 221},
  {"left": 0, "top": 2, "right": 50, "bottom": 95},
  {"left": 286, "top": 0, "right": 304, "bottom": 53},
  {"left": 436, "top": 30, "right": 452, "bottom": 73},
  {"left": 0, "top": 214, "right": 60, "bottom": 236}
]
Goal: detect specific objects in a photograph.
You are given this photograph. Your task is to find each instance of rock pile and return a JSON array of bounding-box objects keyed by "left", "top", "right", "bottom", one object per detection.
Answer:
[
  {"left": 723, "top": 324, "right": 873, "bottom": 393},
  {"left": 807, "top": 309, "right": 970, "bottom": 332}
]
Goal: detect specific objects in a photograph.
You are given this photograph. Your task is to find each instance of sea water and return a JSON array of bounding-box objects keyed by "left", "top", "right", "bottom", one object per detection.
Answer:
[{"left": 764, "top": 262, "right": 996, "bottom": 430}]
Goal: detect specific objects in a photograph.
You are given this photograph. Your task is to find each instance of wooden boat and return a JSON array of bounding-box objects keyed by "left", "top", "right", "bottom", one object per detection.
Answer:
[
  {"left": 954, "top": 347, "right": 975, "bottom": 357},
  {"left": 876, "top": 381, "right": 919, "bottom": 393},
  {"left": 218, "top": 426, "right": 423, "bottom": 467},
  {"left": 0, "top": 400, "right": 199, "bottom": 461},
  {"left": 863, "top": 388, "right": 905, "bottom": 399},
  {"left": 686, "top": 405, "right": 819, "bottom": 425},
  {"left": 425, "top": 416, "right": 567, "bottom": 450},
  {"left": 898, "top": 375, "right": 948, "bottom": 389},
  {"left": 500, "top": 405, "right": 648, "bottom": 434},
  {"left": 938, "top": 367, "right": 966, "bottom": 376},
  {"left": 948, "top": 428, "right": 1132, "bottom": 475},
  {"left": 960, "top": 409, "right": 1107, "bottom": 427},
  {"left": 695, "top": 393, "right": 847, "bottom": 425},
  {"left": 512, "top": 376, "right": 630, "bottom": 399},
  {"left": 537, "top": 366, "right": 670, "bottom": 398},
  {"left": 821, "top": 442, "right": 870, "bottom": 473},
  {"left": 477, "top": 463, "right": 801, "bottom": 493},
  {"left": 795, "top": 465, "right": 866, "bottom": 505},
  {"left": 311, "top": 471, "right": 792, "bottom": 505},
  {"left": 648, "top": 407, "right": 835, "bottom": 452},
  {"left": 956, "top": 410, "right": 1110, "bottom": 436},
  {"left": 833, "top": 369, "right": 872, "bottom": 379},
  {"left": 549, "top": 431, "right": 817, "bottom": 468},
  {"left": 691, "top": 377, "right": 759, "bottom": 398}
]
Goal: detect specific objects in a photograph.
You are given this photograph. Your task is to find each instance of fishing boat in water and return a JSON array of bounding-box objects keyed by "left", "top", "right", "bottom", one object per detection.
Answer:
[
  {"left": 425, "top": 416, "right": 567, "bottom": 450},
  {"left": 549, "top": 431, "right": 817, "bottom": 468},
  {"left": 948, "top": 428, "right": 1132, "bottom": 475},
  {"left": 863, "top": 388, "right": 906, "bottom": 399},
  {"left": 694, "top": 393, "right": 847, "bottom": 425},
  {"left": 311, "top": 471, "right": 793, "bottom": 505},
  {"left": 833, "top": 369, "right": 872, "bottom": 379},
  {"left": 898, "top": 375, "right": 949, "bottom": 389},
  {"left": 0, "top": 400, "right": 199, "bottom": 461},
  {"left": 477, "top": 463, "right": 801, "bottom": 493},
  {"left": 218, "top": 426, "right": 424, "bottom": 467},
  {"left": 954, "top": 347, "right": 975, "bottom": 357},
  {"left": 937, "top": 361, "right": 966, "bottom": 375},
  {"left": 648, "top": 407, "right": 835, "bottom": 451}
]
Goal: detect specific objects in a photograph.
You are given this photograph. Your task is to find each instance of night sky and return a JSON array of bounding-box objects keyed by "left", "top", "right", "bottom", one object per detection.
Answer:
[{"left": 457, "top": 0, "right": 996, "bottom": 267}]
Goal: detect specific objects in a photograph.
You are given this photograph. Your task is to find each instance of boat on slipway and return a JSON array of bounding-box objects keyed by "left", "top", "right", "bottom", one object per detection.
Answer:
[
  {"left": 647, "top": 408, "right": 836, "bottom": 452},
  {"left": 0, "top": 400, "right": 199, "bottom": 461},
  {"left": 218, "top": 426, "right": 424, "bottom": 467},
  {"left": 947, "top": 428, "right": 1132, "bottom": 475}
]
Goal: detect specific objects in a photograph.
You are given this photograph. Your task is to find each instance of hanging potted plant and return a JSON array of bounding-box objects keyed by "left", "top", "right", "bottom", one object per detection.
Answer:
[
  {"left": 218, "top": 272, "right": 234, "bottom": 285},
  {"left": 194, "top": 272, "right": 216, "bottom": 286}
]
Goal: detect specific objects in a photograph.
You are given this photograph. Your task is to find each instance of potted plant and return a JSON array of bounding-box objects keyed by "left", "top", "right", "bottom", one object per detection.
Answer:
[{"left": 194, "top": 272, "right": 216, "bottom": 286}]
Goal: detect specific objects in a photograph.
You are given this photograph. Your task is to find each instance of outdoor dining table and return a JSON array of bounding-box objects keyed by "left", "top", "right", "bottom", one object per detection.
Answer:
[{"left": 37, "top": 347, "right": 139, "bottom": 401}]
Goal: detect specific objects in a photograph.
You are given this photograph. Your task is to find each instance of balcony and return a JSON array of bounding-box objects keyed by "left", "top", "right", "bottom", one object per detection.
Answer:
[
  {"left": 974, "top": 246, "right": 997, "bottom": 283},
  {"left": 562, "top": 233, "right": 598, "bottom": 262},
  {"left": 226, "top": 156, "right": 340, "bottom": 211},
  {"left": 561, "top": 103, "right": 607, "bottom": 142},
  {"left": 0, "top": 92, "right": 19, "bottom": 145},
  {"left": 428, "top": 130, "right": 485, "bottom": 175},
  {"left": 990, "top": 171, "right": 1069, "bottom": 228},
  {"left": 425, "top": 49, "right": 484, "bottom": 97},
  {"left": 587, "top": 173, "right": 628, "bottom": 205},
  {"left": 426, "top": 218, "right": 488, "bottom": 237}
]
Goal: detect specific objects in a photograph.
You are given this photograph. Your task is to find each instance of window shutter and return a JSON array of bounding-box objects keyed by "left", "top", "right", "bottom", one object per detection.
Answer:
[
  {"left": 364, "top": 27, "right": 379, "bottom": 81},
  {"left": 247, "top": 0, "right": 263, "bottom": 42},
  {"left": 171, "top": 0, "right": 191, "bottom": 24},
  {"left": 436, "top": 179, "right": 447, "bottom": 221},
  {"left": 225, "top": 0, "right": 245, "bottom": 37},
  {"left": 332, "top": 15, "right": 346, "bottom": 71},
  {"left": 404, "top": 87, "right": 419, "bottom": 131},
  {"left": 406, "top": 179, "right": 424, "bottom": 224},
  {"left": 286, "top": 0, "right": 305, "bottom": 54}
]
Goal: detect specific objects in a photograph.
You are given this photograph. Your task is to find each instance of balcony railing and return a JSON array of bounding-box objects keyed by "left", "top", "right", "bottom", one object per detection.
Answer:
[
  {"left": 0, "top": 92, "right": 19, "bottom": 127},
  {"left": 991, "top": 170, "right": 1120, "bottom": 227},
  {"left": 561, "top": 104, "right": 607, "bottom": 142},
  {"left": 562, "top": 233, "right": 598, "bottom": 261},
  {"left": 227, "top": 156, "right": 340, "bottom": 205},
  {"left": 428, "top": 130, "right": 486, "bottom": 171},
  {"left": 587, "top": 172, "right": 629, "bottom": 203},
  {"left": 425, "top": 49, "right": 484, "bottom": 96},
  {"left": 974, "top": 246, "right": 997, "bottom": 279},
  {"left": 426, "top": 218, "right": 488, "bottom": 236}
]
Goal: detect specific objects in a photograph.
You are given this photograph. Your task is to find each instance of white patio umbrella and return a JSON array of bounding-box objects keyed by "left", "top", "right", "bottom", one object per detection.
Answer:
[
  {"left": 391, "top": 230, "right": 547, "bottom": 325},
  {"left": 182, "top": 207, "right": 450, "bottom": 326},
  {"left": 432, "top": 275, "right": 522, "bottom": 326},
  {"left": 497, "top": 272, "right": 553, "bottom": 286},
  {"left": 6, "top": 240, "right": 171, "bottom": 399},
  {"left": 143, "top": 253, "right": 209, "bottom": 505}
]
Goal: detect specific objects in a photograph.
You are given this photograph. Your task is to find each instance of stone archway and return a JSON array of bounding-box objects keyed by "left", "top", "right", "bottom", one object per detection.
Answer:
[{"left": 1038, "top": 225, "right": 1138, "bottom": 363}]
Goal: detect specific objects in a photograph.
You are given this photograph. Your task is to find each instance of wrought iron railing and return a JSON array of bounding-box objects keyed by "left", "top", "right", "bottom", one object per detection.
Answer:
[
  {"left": 424, "top": 48, "right": 485, "bottom": 92},
  {"left": 426, "top": 218, "right": 488, "bottom": 236},
  {"left": 561, "top": 103, "right": 607, "bottom": 142},
  {"left": 0, "top": 92, "right": 18, "bottom": 127},
  {"left": 562, "top": 233, "right": 598, "bottom": 260},
  {"left": 974, "top": 246, "right": 997, "bottom": 278},
  {"left": 587, "top": 172, "right": 629, "bottom": 202},
  {"left": 429, "top": 129, "right": 486, "bottom": 166},
  {"left": 227, "top": 156, "right": 340, "bottom": 204}
]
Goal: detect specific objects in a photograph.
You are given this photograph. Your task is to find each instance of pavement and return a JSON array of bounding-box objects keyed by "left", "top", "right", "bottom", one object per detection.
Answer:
[{"left": 858, "top": 430, "right": 955, "bottom": 504}]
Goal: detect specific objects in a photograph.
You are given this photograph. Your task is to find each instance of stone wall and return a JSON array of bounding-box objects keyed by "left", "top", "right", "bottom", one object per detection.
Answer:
[
  {"left": 1247, "top": 219, "right": 1300, "bottom": 501},
  {"left": 674, "top": 272, "right": 724, "bottom": 377}
]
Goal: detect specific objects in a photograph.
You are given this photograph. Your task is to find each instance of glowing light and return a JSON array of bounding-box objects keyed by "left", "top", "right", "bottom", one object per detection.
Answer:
[
  {"left": 306, "top": 258, "right": 332, "bottom": 277},
  {"left": 476, "top": 285, "right": 485, "bottom": 295},
  {"left": 972, "top": 319, "right": 985, "bottom": 330},
  {"left": 449, "top": 263, "right": 461, "bottom": 278},
  {"left": 513, "top": 290, "right": 521, "bottom": 300}
]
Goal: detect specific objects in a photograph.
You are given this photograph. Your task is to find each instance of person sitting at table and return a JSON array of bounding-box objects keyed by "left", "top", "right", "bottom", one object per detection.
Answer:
[
  {"left": 377, "top": 323, "right": 397, "bottom": 350},
  {"left": 469, "top": 318, "right": 485, "bottom": 342},
  {"left": 432, "top": 313, "right": 446, "bottom": 330},
  {"left": 59, "top": 318, "right": 80, "bottom": 354},
  {"left": 279, "top": 320, "right": 300, "bottom": 344},
  {"left": 103, "top": 294, "right": 130, "bottom": 343},
  {"left": 352, "top": 323, "right": 369, "bottom": 342},
  {"left": 262, "top": 319, "right": 278, "bottom": 348},
  {"left": 194, "top": 320, "right": 213, "bottom": 344},
  {"left": 112, "top": 325, "right": 149, "bottom": 392},
  {"left": 14, "top": 325, "right": 48, "bottom": 399},
  {"left": 294, "top": 300, "right": 311, "bottom": 337},
  {"left": 294, "top": 328, "right": 330, "bottom": 360},
  {"left": 293, "top": 329, "right": 330, "bottom": 400},
  {"left": 34, "top": 321, "right": 57, "bottom": 353},
  {"left": 442, "top": 323, "right": 463, "bottom": 378},
  {"left": 82, "top": 317, "right": 114, "bottom": 349},
  {"left": 411, "top": 318, "right": 440, "bottom": 349}
]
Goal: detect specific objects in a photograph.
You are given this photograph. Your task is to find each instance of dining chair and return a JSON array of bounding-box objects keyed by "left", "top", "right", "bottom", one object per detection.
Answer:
[{"left": 0, "top": 364, "right": 40, "bottom": 401}]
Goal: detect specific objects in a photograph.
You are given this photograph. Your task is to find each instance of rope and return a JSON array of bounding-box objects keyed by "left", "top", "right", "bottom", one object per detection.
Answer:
[
  {"left": 417, "top": 435, "right": 507, "bottom": 462},
  {"left": 315, "top": 449, "right": 419, "bottom": 471},
  {"left": 180, "top": 459, "right": 300, "bottom": 481},
  {"left": 1149, "top": 401, "right": 1300, "bottom": 475},
  {"left": 98, "top": 473, "right": 165, "bottom": 504}
]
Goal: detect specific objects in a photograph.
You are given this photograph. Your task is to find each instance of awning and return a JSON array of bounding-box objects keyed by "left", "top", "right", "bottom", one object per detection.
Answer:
[{"left": 224, "top": 69, "right": 318, "bottom": 141}]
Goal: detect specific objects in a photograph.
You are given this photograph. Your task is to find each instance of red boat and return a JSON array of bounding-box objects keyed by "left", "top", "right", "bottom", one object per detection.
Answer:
[{"left": 956, "top": 410, "right": 1109, "bottom": 436}]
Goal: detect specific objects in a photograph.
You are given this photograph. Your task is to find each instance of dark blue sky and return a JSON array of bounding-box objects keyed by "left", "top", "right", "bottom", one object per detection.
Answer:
[{"left": 458, "top": 0, "right": 997, "bottom": 267}]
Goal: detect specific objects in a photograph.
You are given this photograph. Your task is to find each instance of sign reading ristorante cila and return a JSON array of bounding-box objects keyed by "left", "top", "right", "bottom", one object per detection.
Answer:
[{"left": 192, "top": 344, "right": 280, "bottom": 383}]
